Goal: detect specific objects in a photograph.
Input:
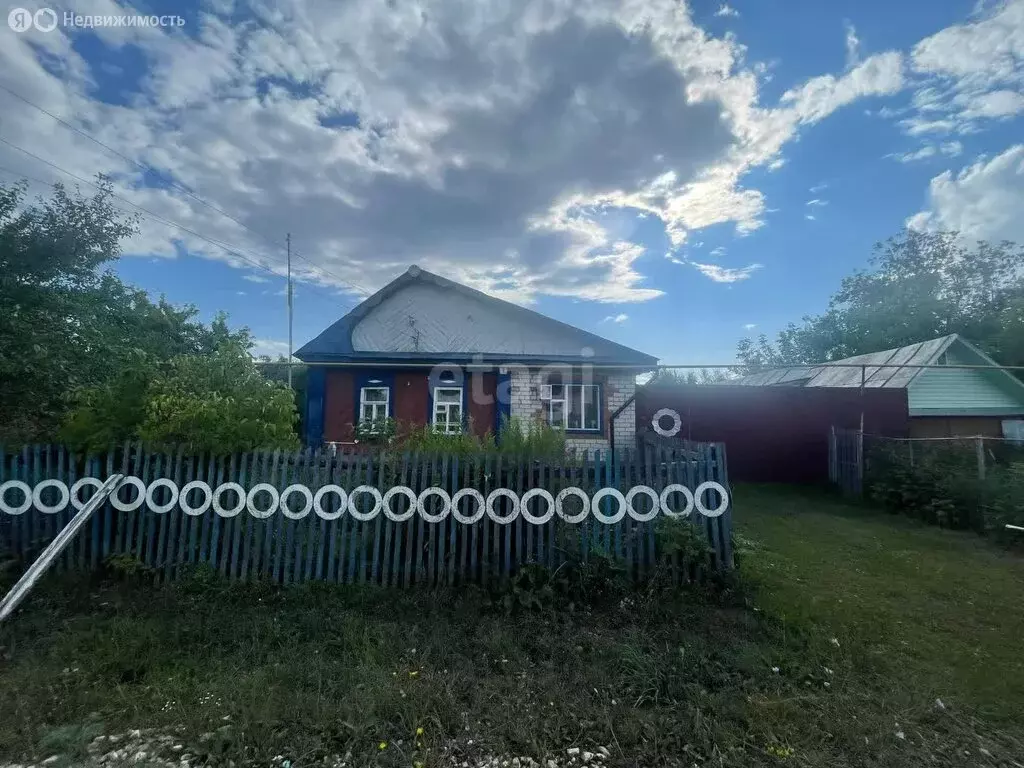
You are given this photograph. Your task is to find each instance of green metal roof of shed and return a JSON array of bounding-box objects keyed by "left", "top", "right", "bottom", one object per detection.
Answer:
[{"left": 732, "top": 335, "right": 1024, "bottom": 391}]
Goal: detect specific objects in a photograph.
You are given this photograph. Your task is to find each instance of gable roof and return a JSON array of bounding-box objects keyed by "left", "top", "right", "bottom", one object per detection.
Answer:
[
  {"left": 295, "top": 265, "right": 658, "bottom": 366},
  {"left": 731, "top": 334, "right": 1024, "bottom": 393}
]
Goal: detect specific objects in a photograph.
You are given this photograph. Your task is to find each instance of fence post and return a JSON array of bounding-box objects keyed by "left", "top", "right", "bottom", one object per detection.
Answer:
[{"left": 976, "top": 437, "right": 986, "bottom": 480}]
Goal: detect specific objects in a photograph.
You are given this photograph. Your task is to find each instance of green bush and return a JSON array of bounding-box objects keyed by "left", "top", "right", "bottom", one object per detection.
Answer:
[
  {"left": 865, "top": 439, "right": 1024, "bottom": 538},
  {"left": 61, "top": 341, "right": 299, "bottom": 455},
  {"left": 393, "top": 416, "right": 566, "bottom": 460}
]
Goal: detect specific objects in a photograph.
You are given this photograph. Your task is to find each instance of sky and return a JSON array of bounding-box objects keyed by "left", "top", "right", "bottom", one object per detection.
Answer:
[{"left": 1, "top": 0, "right": 1022, "bottom": 365}]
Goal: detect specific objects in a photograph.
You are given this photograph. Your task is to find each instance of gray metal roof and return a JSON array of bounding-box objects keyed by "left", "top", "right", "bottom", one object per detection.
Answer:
[{"left": 730, "top": 335, "right": 960, "bottom": 389}]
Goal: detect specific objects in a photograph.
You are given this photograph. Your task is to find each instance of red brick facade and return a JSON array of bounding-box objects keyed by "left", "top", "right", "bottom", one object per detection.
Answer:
[{"left": 321, "top": 368, "right": 498, "bottom": 443}]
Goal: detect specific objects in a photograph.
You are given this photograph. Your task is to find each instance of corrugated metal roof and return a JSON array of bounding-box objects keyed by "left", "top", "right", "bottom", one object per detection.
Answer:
[{"left": 731, "top": 335, "right": 960, "bottom": 389}]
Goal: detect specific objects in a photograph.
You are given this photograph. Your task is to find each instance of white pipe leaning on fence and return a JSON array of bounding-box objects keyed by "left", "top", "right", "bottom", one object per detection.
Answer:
[{"left": 0, "top": 473, "right": 123, "bottom": 624}]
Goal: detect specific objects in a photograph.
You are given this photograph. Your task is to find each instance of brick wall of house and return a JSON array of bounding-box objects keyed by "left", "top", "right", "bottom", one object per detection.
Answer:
[
  {"left": 508, "top": 368, "right": 636, "bottom": 454},
  {"left": 320, "top": 368, "right": 499, "bottom": 443},
  {"left": 323, "top": 369, "right": 355, "bottom": 443},
  {"left": 468, "top": 372, "right": 498, "bottom": 438},
  {"left": 394, "top": 372, "right": 430, "bottom": 434}
]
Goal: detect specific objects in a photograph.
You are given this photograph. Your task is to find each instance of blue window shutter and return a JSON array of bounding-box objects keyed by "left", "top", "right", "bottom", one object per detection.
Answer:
[{"left": 306, "top": 366, "right": 326, "bottom": 447}]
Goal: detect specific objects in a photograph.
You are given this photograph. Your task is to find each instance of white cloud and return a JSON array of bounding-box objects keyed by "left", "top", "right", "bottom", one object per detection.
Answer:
[
  {"left": 714, "top": 4, "right": 740, "bottom": 18},
  {"left": 810, "top": 182, "right": 829, "bottom": 193},
  {"left": 691, "top": 262, "right": 762, "bottom": 282},
  {"left": 242, "top": 274, "right": 271, "bottom": 283},
  {"left": 743, "top": 322, "right": 757, "bottom": 330},
  {"left": 0, "top": 0, "right": 921, "bottom": 310},
  {"left": 781, "top": 52, "right": 905, "bottom": 124},
  {"left": 887, "top": 141, "right": 964, "bottom": 163},
  {"left": 959, "top": 89, "right": 1024, "bottom": 118},
  {"left": 901, "top": 0, "right": 1024, "bottom": 135},
  {"left": 709, "top": 245, "right": 727, "bottom": 257},
  {"left": 908, "top": 144, "right": 1024, "bottom": 243},
  {"left": 941, "top": 141, "right": 965, "bottom": 157},
  {"left": 805, "top": 214, "right": 817, "bottom": 221},
  {"left": 602, "top": 313, "right": 629, "bottom": 323},
  {"left": 845, "top": 21, "right": 861, "bottom": 68},
  {"left": 806, "top": 198, "right": 828, "bottom": 206},
  {"left": 250, "top": 338, "right": 294, "bottom": 359}
]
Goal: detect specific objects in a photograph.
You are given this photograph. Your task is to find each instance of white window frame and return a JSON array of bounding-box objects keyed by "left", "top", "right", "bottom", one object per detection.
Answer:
[
  {"left": 358, "top": 386, "right": 390, "bottom": 433},
  {"left": 548, "top": 383, "right": 601, "bottom": 432},
  {"left": 432, "top": 387, "right": 464, "bottom": 434}
]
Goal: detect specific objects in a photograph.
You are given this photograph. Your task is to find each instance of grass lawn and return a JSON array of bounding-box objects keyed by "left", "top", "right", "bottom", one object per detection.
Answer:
[{"left": 1, "top": 485, "right": 1023, "bottom": 767}]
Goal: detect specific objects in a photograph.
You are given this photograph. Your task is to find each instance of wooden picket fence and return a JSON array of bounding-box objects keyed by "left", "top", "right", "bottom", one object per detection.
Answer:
[{"left": 0, "top": 442, "right": 732, "bottom": 588}]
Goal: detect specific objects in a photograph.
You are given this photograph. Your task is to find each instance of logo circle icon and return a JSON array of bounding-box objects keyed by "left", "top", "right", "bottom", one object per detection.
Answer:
[
  {"left": 8, "top": 8, "right": 33, "bottom": 32},
  {"left": 34, "top": 8, "right": 58, "bottom": 32}
]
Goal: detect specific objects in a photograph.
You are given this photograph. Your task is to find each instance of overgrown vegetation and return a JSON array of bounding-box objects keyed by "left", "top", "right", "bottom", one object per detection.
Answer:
[
  {"left": 355, "top": 417, "right": 567, "bottom": 460},
  {"left": 865, "top": 437, "right": 1024, "bottom": 541},
  {"left": 0, "top": 180, "right": 299, "bottom": 451},
  {"left": 2, "top": 486, "right": 1023, "bottom": 767}
]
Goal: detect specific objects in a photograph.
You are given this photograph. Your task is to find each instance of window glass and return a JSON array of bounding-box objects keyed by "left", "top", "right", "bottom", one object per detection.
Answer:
[
  {"left": 359, "top": 386, "right": 389, "bottom": 433},
  {"left": 549, "top": 384, "right": 599, "bottom": 431},
  {"left": 433, "top": 387, "right": 463, "bottom": 433},
  {"left": 581, "top": 385, "right": 599, "bottom": 430}
]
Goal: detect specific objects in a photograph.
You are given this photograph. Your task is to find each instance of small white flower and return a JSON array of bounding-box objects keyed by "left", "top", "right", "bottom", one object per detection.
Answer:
[
  {"left": 830, "top": 638, "right": 840, "bottom": 648},
  {"left": 771, "top": 666, "right": 780, "bottom": 674},
  {"left": 895, "top": 731, "right": 905, "bottom": 740},
  {"left": 823, "top": 667, "right": 833, "bottom": 675}
]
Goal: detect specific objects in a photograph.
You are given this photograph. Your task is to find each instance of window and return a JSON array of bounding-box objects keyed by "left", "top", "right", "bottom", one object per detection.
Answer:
[
  {"left": 1003, "top": 419, "right": 1024, "bottom": 445},
  {"left": 548, "top": 384, "right": 600, "bottom": 431},
  {"left": 359, "top": 386, "right": 390, "bottom": 433},
  {"left": 433, "top": 387, "right": 463, "bottom": 434}
]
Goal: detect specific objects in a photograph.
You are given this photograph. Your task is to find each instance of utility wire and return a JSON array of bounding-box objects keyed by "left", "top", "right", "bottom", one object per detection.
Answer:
[
  {"left": 0, "top": 82, "right": 372, "bottom": 296},
  {"left": 0, "top": 150, "right": 354, "bottom": 313}
]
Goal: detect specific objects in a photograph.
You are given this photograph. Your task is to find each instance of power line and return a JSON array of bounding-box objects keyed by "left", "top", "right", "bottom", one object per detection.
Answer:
[
  {"left": 0, "top": 149, "right": 354, "bottom": 312},
  {"left": 0, "top": 82, "right": 372, "bottom": 296}
]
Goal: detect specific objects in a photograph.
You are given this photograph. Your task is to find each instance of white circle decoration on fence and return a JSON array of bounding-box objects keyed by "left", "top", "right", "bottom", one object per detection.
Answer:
[
  {"left": 180, "top": 480, "right": 213, "bottom": 516},
  {"left": 591, "top": 488, "right": 627, "bottom": 524},
  {"left": 146, "top": 479, "right": 179, "bottom": 514},
  {"left": 0, "top": 480, "right": 32, "bottom": 516},
  {"left": 652, "top": 408, "right": 682, "bottom": 437},
  {"left": 313, "top": 485, "right": 347, "bottom": 520},
  {"left": 246, "top": 483, "right": 278, "bottom": 519},
  {"left": 70, "top": 477, "right": 103, "bottom": 511},
  {"left": 32, "top": 479, "right": 69, "bottom": 515},
  {"left": 694, "top": 481, "right": 730, "bottom": 517},
  {"left": 280, "top": 484, "right": 314, "bottom": 520},
  {"left": 625, "top": 485, "right": 660, "bottom": 522},
  {"left": 486, "top": 488, "right": 519, "bottom": 524},
  {"left": 520, "top": 488, "right": 555, "bottom": 525},
  {"left": 417, "top": 487, "right": 451, "bottom": 523},
  {"left": 2, "top": 475, "right": 731, "bottom": 523},
  {"left": 111, "top": 476, "right": 147, "bottom": 512},
  {"left": 211, "top": 482, "right": 246, "bottom": 518},
  {"left": 555, "top": 486, "right": 590, "bottom": 524},
  {"left": 382, "top": 486, "right": 417, "bottom": 522},
  {"left": 659, "top": 484, "right": 694, "bottom": 519},
  {"left": 451, "top": 488, "right": 485, "bottom": 524},
  {"left": 348, "top": 485, "right": 382, "bottom": 521}
]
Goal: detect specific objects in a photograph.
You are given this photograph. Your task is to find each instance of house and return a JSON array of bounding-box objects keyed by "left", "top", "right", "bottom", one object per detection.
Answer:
[
  {"left": 295, "top": 265, "right": 658, "bottom": 452},
  {"left": 730, "top": 334, "right": 1024, "bottom": 439}
]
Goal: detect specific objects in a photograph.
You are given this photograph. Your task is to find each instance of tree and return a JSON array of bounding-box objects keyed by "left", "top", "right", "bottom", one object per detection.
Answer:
[
  {"left": 62, "top": 341, "right": 299, "bottom": 454},
  {"left": 737, "top": 231, "right": 1024, "bottom": 374},
  {"left": 139, "top": 341, "right": 299, "bottom": 454},
  {"left": 651, "top": 367, "right": 732, "bottom": 385},
  {"left": 0, "top": 180, "right": 254, "bottom": 441}
]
